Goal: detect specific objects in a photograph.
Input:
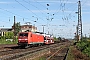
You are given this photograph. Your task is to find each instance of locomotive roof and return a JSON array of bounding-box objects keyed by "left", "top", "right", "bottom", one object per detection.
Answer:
[{"left": 35, "top": 32, "right": 45, "bottom": 34}]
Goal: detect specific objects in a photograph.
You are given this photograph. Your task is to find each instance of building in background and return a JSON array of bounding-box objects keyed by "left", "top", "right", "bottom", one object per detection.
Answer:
[
  {"left": 0, "top": 28, "right": 12, "bottom": 36},
  {"left": 0, "top": 24, "right": 37, "bottom": 37},
  {"left": 20, "top": 25, "right": 37, "bottom": 32},
  {"left": 12, "top": 24, "right": 37, "bottom": 32}
]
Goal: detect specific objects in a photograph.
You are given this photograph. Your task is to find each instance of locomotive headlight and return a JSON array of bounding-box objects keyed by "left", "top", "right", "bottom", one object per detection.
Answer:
[
  {"left": 46, "top": 40, "right": 48, "bottom": 42},
  {"left": 25, "top": 39, "right": 28, "bottom": 40},
  {"left": 19, "top": 39, "right": 21, "bottom": 40},
  {"left": 44, "top": 40, "right": 46, "bottom": 42}
]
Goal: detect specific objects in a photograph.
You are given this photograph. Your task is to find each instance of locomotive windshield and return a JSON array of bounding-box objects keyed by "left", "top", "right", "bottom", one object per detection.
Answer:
[{"left": 19, "top": 33, "right": 28, "bottom": 37}]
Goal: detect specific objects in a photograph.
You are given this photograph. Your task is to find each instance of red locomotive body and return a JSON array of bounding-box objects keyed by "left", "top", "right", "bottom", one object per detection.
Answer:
[{"left": 18, "top": 32, "right": 44, "bottom": 47}]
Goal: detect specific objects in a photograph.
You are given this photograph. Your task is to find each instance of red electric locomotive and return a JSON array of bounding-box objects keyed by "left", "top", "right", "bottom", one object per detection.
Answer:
[{"left": 18, "top": 32, "right": 44, "bottom": 47}]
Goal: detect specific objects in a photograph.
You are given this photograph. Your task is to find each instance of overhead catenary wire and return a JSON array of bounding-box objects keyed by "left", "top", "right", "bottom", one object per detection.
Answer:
[
  {"left": 33, "top": 0, "right": 47, "bottom": 8},
  {"left": 22, "top": 0, "right": 46, "bottom": 16},
  {"left": 56, "top": 0, "right": 77, "bottom": 38},
  {"left": 0, "top": 0, "right": 89, "bottom": 38},
  {"left": 0, "top": 2, "right": 45, "bottom": 26},
  {"left": 0, "top": 7, "right": 32, "bottom": 25},
  {"left": 15, "top": 0, "right": 46, "bottom": 22},
  {"left": 0, "top": 8, "right": 42, "bottom": 27},
  {"left": 81, "top": 0, "right": 88, "bottom": 7}
]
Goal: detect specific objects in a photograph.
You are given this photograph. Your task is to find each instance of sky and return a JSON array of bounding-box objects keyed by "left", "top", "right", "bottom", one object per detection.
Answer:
[{"left": 0, "top": 0, "right": 90, "bottom": 39}]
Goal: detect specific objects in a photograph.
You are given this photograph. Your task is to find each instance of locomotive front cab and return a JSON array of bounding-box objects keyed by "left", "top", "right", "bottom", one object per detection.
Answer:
[{"left": 18, "top": 32, "right": 28, "bottom": 46}]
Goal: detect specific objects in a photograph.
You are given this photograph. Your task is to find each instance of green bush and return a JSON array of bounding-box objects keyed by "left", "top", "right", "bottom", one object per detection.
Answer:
[
  {"left": 76, "top": 41, "right": 87, "bottom": 51},
  {"left": 0, "top": 37, "right": 18, "bottom": 44},
  {"left": 83, "top": 47, "right": 90, "bottom": 56},
  {"left": 76, "top": 40, "right": 90, "bottom": 57},
  {"left": 5, "top": 32, "right": 14, "bottom": 39}
]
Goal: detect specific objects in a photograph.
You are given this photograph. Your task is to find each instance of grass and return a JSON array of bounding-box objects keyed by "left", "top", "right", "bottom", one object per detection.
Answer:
[
  {"left": 0, "top": 39, "right": 18, "bottom": 44},
  {"left": 39, "top": 57, "right": 46, "bottom": 60},
  {"left": 67, "top": 46, "right": 75, "bottom": 60}
]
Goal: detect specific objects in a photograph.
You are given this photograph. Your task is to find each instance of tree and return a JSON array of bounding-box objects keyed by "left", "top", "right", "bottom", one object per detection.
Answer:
[
  {"left": 13, "top": 22, "right": 21, "bottom": 36},
  {"left": 53, "top": 37, "right": 57, "bottom": 41},
  {"left": 57, "top": 37, "right": 62, "bottom": 41}
]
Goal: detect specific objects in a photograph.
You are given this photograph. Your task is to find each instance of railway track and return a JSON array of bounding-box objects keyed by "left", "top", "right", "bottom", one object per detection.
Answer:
[
  {"left": 46, "top": 46, "right": 69, "bottom": 60},
  {"left": 0, "top": 42, "right": 70, "bottom": 60},
  {"left": 19, "top": 42, "right": 70, "bottom": 60},
  {"left": 0, "top": 44, "right": 18, "bottom": 52}
]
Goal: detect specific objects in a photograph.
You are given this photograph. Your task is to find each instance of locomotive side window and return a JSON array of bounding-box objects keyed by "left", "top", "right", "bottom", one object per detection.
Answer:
[
  {"left": 44, "top": 37, "right": 46, "bottom": 40},
  {"left": 19, "top": 33, "right": 28, "bottom": 37},
  {"left": 31, "top": 34, "right": 32, "bottom": 37}
]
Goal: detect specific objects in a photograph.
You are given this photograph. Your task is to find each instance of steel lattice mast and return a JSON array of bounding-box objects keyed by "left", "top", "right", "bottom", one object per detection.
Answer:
[{"left": 78, "top": 1, "right": 82, "bottom": 41}]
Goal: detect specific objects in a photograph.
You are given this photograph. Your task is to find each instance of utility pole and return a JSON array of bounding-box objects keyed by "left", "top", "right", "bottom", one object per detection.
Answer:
[
  {"left": 77, "top": 1, "right": 82, "bottom": 41},
  {"left": 41, "top": 25, "right": 46, "bottom": 33},
  {"left": 76, "top": 25, "right": 79, "bottom": 41},
  {"left": 13, "top": 16, "right": 16, "bottom": 42}
]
